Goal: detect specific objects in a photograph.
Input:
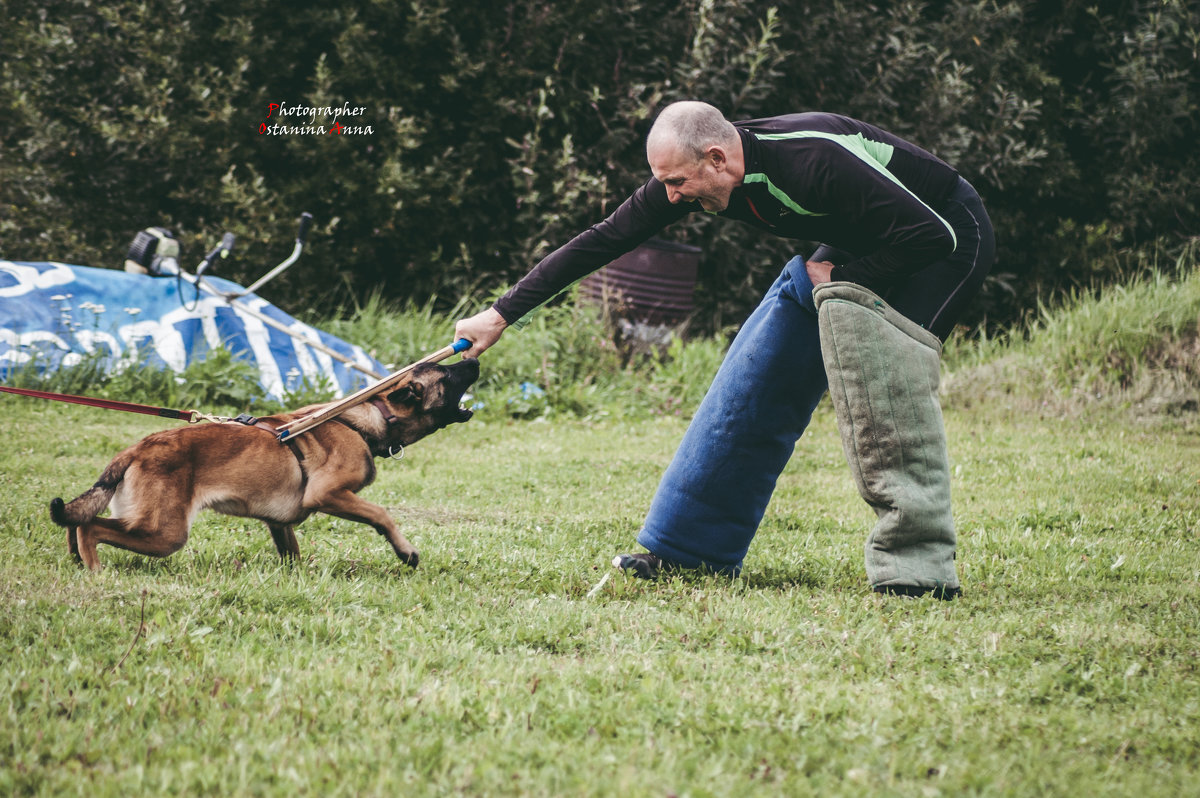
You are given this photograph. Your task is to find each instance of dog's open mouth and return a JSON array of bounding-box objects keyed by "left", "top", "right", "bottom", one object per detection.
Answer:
[{"left": 441, "top": 358, "right": 480, "bottom": 424}]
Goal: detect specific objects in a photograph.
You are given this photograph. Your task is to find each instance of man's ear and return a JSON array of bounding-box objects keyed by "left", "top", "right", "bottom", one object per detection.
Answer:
[
  {"left": 387, "top": 381, "right": 425, "bottom": 405},
  {"left": 707, "top": 145, "right": 728, "bottom": 169}
]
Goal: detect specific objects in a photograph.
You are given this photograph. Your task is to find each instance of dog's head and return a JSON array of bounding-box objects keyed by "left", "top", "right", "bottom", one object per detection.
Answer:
[{"left": 373, "top": 357, "right": 480, "bottom": 451}]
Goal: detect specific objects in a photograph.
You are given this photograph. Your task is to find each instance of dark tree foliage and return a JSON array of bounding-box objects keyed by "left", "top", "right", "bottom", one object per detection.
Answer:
[{"left": 2, "top": 0, "right": 1196, "bottom": 332}]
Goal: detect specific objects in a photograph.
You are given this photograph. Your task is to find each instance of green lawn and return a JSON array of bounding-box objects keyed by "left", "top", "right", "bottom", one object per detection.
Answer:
[{"left": 2, "top": 392, "right": 1198, "bottom": 796}]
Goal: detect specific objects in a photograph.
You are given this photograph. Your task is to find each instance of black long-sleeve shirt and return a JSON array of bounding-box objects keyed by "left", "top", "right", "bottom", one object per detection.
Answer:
[{"left": 493, "top": 112, "right": 961, "bottom": 324}]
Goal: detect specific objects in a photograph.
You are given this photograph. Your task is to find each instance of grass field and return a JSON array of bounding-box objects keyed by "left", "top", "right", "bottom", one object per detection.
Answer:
[
  {"left": 2, "top": 395, "right": 1198, "bottom": 796},
  {"left": 3, "top": 267, "right": 1200, "bottom": 796}
]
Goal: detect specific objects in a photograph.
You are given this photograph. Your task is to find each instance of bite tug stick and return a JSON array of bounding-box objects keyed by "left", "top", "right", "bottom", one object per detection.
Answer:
[{"left": 277, "top": 338, "right": 472, "bottom": 442}]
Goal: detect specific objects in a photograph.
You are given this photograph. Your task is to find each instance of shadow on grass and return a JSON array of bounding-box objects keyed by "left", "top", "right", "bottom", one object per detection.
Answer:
[
  {"left": 96, "top": 544, "right": 840, "bottom": 595},
  {"left": 600, "top": 563, "right": 831, "bottom": 594},
  {"left": 98, "top": 548, "right": 421, "bottom": 583},
  {"left": 738, "top": 565, "right": 829, "bottom": 592}
]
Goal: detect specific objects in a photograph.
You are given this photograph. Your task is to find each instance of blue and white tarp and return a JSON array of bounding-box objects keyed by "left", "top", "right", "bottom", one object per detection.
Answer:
[{"left": 0, "top": 261, "right": 388, "bottom": 400}]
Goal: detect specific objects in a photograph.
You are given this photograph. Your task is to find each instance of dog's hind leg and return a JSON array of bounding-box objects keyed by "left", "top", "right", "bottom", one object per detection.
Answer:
[
  {"left": 66, "top": 527, "right": 81, "bottom": 563},
  {"left": 315, "top": 489, "right": 419, "bottom": 567},
  {"left": 267, "top": 523, "right": 301, "bottom": 561},
  {"left": 76, "top": 514, "right": 191, "bottom": 572},
  {"left": 75, "top": 519, "right": 113, "bottom": 572}
]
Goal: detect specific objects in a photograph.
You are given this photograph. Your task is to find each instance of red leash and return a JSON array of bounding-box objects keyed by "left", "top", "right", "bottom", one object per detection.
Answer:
[{"left": 0, "top": 385, "right": 198, "bottom": 422}]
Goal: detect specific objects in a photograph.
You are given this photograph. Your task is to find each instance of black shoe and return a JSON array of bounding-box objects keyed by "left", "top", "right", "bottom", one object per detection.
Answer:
[
  {"left": 873, "top": 583, "right": 962, "bottom": 601},
  {"left": 612, "top": 553, "right": 662, "bottom": 579}
]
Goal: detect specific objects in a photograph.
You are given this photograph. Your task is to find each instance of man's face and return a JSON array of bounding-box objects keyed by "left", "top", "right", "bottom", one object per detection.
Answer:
[{"left": 648, "top": 143, "right": 735, "bottom": 212}]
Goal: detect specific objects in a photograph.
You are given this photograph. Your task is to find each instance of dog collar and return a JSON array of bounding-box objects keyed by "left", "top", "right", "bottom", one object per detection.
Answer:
[
  {"left": 368, "top": 396, "right": 399, "bottom": 425},
  {"left": 365, "top": 397, "right": 407, "bottom": 459}
]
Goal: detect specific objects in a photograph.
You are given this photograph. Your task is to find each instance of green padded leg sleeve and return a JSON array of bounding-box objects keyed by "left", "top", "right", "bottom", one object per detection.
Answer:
[{"left": 814, "top": 282, "right": 960, "bottom": 592}]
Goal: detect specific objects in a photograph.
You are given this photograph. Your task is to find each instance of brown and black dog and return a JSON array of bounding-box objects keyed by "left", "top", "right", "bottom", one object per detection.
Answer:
[{"left": 50, "top": 358, "right": 479, "bottom": 571}]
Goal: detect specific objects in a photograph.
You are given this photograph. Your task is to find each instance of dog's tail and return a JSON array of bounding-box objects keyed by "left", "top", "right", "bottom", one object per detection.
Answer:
[{"left": 50, "top": 451, "right": 133, "bottom": 527}]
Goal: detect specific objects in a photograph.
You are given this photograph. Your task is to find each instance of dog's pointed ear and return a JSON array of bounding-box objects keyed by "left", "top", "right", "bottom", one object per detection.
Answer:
[{"left": 387, "top": 381, "right": 425, "bottom": 406}]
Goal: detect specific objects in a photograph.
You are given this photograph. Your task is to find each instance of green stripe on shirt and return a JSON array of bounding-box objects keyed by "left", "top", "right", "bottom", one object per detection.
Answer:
[{"left": 742, "top": 173, "right": 828, "bottom": 216}]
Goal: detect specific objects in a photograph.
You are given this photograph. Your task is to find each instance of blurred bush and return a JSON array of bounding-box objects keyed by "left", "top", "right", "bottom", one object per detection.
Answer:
[{"left": 2, "top": 0, "right": 1196, "bottom": 335}]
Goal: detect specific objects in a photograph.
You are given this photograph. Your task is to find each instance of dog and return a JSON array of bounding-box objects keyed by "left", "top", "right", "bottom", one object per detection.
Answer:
[{"left": 50, "top": 358, "right": 479, "bottom": 571}]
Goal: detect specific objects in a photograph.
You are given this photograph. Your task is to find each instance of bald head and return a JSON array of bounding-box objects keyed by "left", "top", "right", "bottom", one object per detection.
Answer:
[
  {"left": 646, "top": 101, "right": 739, "bottom": 161},
  {"left": 646, "top": 101, "right": 744, "bottom": 212}
]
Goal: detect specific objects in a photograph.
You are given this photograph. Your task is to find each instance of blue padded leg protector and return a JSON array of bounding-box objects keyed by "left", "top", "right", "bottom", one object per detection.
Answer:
[{"left": 636, "top": 256, "right": 828, "bottom": 573}]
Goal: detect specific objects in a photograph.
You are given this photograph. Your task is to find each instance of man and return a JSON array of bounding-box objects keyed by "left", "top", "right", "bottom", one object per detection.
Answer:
[{"left": 455, "top": 101, "right": 995, "bottom": 598}]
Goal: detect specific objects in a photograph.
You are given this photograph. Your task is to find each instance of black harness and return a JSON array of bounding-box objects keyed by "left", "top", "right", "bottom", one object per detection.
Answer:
[
  {"left": 233, "top": 412, "right": 308, "bottom": 465},
  {"left": 233, "top": 400, "right": 397, "bottom": 469}
]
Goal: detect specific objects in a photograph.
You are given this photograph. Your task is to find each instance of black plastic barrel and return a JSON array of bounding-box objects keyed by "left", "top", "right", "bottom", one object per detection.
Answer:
[{"left": 579, "top": 238, "right": 700, "bottom": 326}]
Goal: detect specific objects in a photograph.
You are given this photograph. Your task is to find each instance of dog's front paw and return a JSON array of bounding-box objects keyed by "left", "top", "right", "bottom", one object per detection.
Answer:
[{"left": 401, "top": 550, "right": 420, "bottom": 569}]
